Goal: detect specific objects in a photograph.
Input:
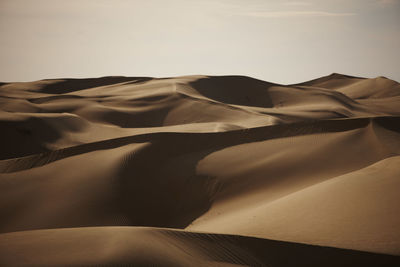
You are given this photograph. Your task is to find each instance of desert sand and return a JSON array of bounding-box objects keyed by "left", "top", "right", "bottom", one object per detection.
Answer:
[{"left": 0, "top": 73, "right": 399, "bottom": 266}]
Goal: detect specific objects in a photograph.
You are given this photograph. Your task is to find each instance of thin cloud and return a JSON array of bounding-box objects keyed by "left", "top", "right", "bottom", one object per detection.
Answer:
[
  {"left": 239, "top": 11, "right": 356, "bottom": 18},
  {"left": 283, "top": 2, "right": 312, "bottom": 6},
  {"left": 377, "top": 0, "right": 397, "bottom": 4}
]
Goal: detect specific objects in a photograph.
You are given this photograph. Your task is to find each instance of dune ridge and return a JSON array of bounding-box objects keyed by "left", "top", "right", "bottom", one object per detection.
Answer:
[{"left": 0, "top": 73, "right": 399, "bottom": 266}]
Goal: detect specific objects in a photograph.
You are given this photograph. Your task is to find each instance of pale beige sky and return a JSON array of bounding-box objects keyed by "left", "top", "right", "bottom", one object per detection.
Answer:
[{"left": 0, "top": 0, "right": 399, "bottom": 83}]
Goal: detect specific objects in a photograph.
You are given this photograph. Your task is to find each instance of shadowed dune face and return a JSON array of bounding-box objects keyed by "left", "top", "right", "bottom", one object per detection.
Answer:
[
  {"left": 188, "top": 75, "right": 276, "bottom": 108},
  {"left": 0, "top": 74, "right": 400, "bottom": 266},
  {"left": 0, "top": 227, "right": 399, "bottom": 267},
  {"left": 35, "top": 76, "right": 154, "bottom": 94}
]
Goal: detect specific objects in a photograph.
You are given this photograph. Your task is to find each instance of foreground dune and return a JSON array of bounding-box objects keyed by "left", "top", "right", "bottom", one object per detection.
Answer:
[
  {"left": 0, "top": 73, "right": 399, "bottom": 266},
  {"left": 1, "top": 227, "right": 399, "bottom": 266}
]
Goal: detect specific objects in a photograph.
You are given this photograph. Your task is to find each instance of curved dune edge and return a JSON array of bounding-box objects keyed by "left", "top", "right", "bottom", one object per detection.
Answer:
[
  {"left": 1, "top": 74, "right": 400, "bottom": 265},
  {"left": 0, "top": 115, "right": 388, "bottom": 173},
  {"left": 0, "top": 226, "right": 399, "bottom": 267}
]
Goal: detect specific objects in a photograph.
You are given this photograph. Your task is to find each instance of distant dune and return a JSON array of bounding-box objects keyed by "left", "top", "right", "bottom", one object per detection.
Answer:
[{"left": 0, "top": 74, "right": 399, "bottom": 266}]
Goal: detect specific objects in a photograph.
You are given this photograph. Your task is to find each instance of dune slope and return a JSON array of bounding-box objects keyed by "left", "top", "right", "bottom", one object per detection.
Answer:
[{"left": 0, "top": 74, "right": 399, "bottom": 266}]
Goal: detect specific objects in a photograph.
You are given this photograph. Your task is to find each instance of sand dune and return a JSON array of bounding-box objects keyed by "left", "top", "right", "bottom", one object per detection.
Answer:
[
  {"left": 0, "top": 73, "right": 399, "bottom": 266},
  {"left": 1, "top": 227, "right": 398, "bottom": 267}
]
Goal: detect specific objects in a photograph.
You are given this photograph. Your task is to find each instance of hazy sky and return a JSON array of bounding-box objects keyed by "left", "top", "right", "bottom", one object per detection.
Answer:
[{"left": 0, "top": 0, "right": 399, "bottom": 83}]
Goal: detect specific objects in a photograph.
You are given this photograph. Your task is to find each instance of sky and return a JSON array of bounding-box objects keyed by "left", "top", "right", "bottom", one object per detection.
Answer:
[{"left": 0, "top": 0, "right": 399, "bottom": 84}]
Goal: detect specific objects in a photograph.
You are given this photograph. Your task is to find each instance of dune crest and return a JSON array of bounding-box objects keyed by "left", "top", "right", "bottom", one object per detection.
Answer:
[{"left": 0, "top": 74, "right": 399, "bottom": 266}]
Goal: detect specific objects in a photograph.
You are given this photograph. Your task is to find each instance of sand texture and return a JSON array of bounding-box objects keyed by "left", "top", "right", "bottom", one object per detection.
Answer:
[{"left": 0, "top": 73, "right": 400, "bottom": 266}]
